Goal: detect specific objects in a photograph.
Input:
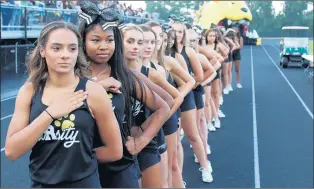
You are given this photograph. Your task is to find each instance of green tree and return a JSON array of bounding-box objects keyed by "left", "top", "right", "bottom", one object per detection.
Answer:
[
  {"left": 145, "top": 1, "right": 203, "bottom": 22},
  {"left": 282, "top": 1, "right": 309, "bottom": 26},
  {"left": 247, "top": 1, "right": 277, "bottom": 35}
]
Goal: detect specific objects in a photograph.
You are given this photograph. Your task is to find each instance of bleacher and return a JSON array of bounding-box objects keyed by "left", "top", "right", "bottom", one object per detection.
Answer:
[{"left": 1, "top": 3, "right": 162, "bottom": 40}]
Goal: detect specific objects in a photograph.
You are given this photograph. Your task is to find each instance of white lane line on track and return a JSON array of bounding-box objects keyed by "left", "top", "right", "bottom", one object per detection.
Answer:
[
  {"left": 262, "top": 46, "right": 314, "bottom": 119},
  {"left": 1, "top": 114, "right": 13, "bottom": 121},
  {"left": 251, "top": 46, "right": 261, "bottom": 188},
  {"left": 1, "top": 95, "right": 17, "bottom": 102},
  {"left": 271, "top": 45, "right": 280, "bottom": 52},
  {"left": 1, "top": 148, "right": 5, "bottom": 152}
]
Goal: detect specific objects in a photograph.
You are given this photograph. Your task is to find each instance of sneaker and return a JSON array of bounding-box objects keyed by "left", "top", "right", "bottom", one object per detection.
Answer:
[
  {"left": 208, "top": 123, "right": 216, "bottom": 132},
  {"left": 180, "top": 128, "right": 184, "bottom": 136},
  {"left": 223, "top": 88, "right": 229, "bottom": 94},
  {"left": 194, "top": 154, "right": 199, "bottom": 163},
  {"left": 199, "top": 167, "right": 213, "bottom": 183},
  {"left": 207, "top": 160, "right": 213, "bottom": 173},
  {"left": 214, "top": 119, "right": 221, "bottom": 129},
  {"left": 206, "top": 144, "right": 211, "bottom": 154},
  {"left": 219, "top": 96, "right": 223, "bottom": 105},
  {"left": 218, "top": 109, "right": 226, "bottom": 118},
  {"left": 237, "top": 83, "right": 243, "bottom": 88},
  {"left": 228, "top": 84, "right": 233, "bottom": 92}
]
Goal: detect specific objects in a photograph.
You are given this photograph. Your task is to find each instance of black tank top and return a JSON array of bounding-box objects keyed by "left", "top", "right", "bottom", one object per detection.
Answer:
[
  {"left": 93, "top": 82, "right": 136, "bottom": 172},
  {"left": 132, "top": 65, "right": 158, "bottom": 150},
  {"left": 180, "top": 46, "right": 194, "bottom": 76},
  {"left": 132, "top": 66, "right": 149, "bottom": 127},
  {"left": 29, "top": 77, "right": 97, "bottom": 185}
]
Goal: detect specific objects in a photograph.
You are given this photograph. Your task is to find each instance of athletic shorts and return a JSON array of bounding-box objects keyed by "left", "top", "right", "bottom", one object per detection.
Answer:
[
  {"left": 156, "top": 128, "right": 167, "bottom": 154},
  {"left": 213, "top": 70, "right": 220, "bottom": 80},
  {"left": 31, "top": 171, "right": 101, "bottom": 188},
  {"left": 180, "top": 91, "right": 196, "bottom": 112},
  {"left": 163, "top": 112, "right": 179, "bottom": 136},
  {"left": 98, "top": 163, "right": 140, "bottom": 188},
  {"left": 137, "top": 147, "right": 161, "bottom": 172},
  {"left": 232, "top": 50, "right": 241, "bottom": 61},
  {"left": 193, "top": 86, "right": 205, "bottom": 110}
]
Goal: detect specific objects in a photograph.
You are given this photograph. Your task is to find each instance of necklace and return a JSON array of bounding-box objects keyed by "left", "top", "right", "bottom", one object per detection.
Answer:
[{"left": 92, "top": 65, "right": 110, "bottom": 81}]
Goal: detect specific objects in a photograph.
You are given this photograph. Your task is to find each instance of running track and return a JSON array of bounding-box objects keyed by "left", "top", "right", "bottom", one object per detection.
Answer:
[{"left": 1, "top": 39, "right": 313, "bottom": 188}]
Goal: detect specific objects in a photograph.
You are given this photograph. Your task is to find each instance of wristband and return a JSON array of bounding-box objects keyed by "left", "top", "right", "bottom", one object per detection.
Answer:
[{"left": 45, "top": 109, "right": 55, "bottom": 120}]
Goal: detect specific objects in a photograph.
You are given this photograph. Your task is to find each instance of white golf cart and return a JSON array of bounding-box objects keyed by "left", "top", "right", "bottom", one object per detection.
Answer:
[{"left": 280, "top": 26, "right": 310, "bottom": 68}]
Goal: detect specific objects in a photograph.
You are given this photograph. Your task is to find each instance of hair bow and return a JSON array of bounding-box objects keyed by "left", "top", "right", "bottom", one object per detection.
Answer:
[
  {"left": 193, "top": 24, "right": 203, "bottom": 34},
  {"left": 78, "top": 1, "right": 122, "bottom": 30},
  {"left": 162, "top": 23, "right": 172, "bottom": 33}
]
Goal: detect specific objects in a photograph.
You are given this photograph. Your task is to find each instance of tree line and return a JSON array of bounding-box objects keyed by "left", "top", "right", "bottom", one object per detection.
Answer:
[{"left": 145, "top": 1, "right": 313, "bottom": 37}]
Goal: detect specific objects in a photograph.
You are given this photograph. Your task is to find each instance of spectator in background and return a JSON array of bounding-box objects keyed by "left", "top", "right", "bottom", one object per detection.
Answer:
[
  {"left": 151, "top": 8, "right": 159, "bottom": 21},
  {"left": 62, "top": 0, "right": 73, "bottom": 23},
  {"left": 44, "top": 0, "right": 56, "bottom": 8},
  {"left": 1, "top": 0, "right": 15, "bottom": 30}
]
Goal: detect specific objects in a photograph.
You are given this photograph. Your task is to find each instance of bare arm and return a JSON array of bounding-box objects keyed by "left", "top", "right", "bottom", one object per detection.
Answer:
[
  {"left": 199, "top": 54, "right": 217, "bottom": 86},
  {"left": 87, "top": 81, "right": 123, "bottom": 163},
  {"left": 127, "top": 78, "right": 170, "bottom": 153},
  {"left": 176, "top": 53, "right": 188, "bottom": 71},
  {"left": 132, "top": 70, "right": 174, "bottom": 109},
  {"left": 198, "top": 53, "right": 217, "bottom": 86},
  {"left": 5, "top": 83, "right": 53, "bottom": 160},
  {"left": 164, "top": 56, "right": 195, "bottom": 97},
  {"left": 148, "top": 68, "right": 183, "bottom": 118},
  {"left": 185, "top": 47, "right": 204, "bottom": 84},
  {"left": 198, "top": 53, "right": 214, "bottom": 83}
]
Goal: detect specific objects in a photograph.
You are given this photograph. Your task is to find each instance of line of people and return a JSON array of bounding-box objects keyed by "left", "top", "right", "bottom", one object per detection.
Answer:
[{"left": 5, "top": 1, "right": 242, "bottom": 188}]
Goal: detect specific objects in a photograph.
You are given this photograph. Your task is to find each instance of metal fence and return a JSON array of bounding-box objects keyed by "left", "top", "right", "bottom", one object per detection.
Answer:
[{"left": 1, "top": 44, "right": 34, "bottom": 76}]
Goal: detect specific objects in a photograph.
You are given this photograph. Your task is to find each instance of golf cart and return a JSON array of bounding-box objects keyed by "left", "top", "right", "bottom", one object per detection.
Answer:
[{"left": 280, "top": 26, "right": 310, "bottom": 68}]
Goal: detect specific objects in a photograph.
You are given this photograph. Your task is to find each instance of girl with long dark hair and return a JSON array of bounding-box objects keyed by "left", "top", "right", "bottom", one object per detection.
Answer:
[
  {"left": 77, "top": 2, "right": 171, "bottom": 187},
  {"left": 5, "top": 21, "right": 123, "bottom": 188}
]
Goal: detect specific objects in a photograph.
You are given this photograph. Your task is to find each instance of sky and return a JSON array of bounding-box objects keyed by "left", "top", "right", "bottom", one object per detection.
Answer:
[{"left": 121, "top": 1, "right": 313, "bottom": 14}]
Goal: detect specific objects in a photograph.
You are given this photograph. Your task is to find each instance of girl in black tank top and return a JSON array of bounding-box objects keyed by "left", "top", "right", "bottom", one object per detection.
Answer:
[
  {"left": 78, "top": 3, "right": 170, "bottom": 188},
  {"left": 5, "top": 21, "right": 123, "bottom": 188}
]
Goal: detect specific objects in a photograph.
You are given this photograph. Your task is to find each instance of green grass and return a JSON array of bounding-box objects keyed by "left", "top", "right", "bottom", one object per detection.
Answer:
[{"left": 309, "top": 40, "right": 313, "bottom": 55}]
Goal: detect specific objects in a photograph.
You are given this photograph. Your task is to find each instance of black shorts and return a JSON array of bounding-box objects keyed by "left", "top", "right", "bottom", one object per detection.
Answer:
[
  {"left": 177, "top": 108, "right": 181, "bottom": 118},
  {"left": 31, "top": 171, "right": 101, "bottom": 188},
  {"left": 214, "top": 70, "right": 220, "bottom": 80},
  {"left": 98, "top": 163, "right": 140, "bottom": 188},
  {"left": 193, "top": 86, "right": 205, "bottom": 110},
  {"left": 232, "top": 50, "right": 241, "bottom": 61},
  {"left": 163, "top": 112, "right": 179, "bottom": 136},
  {"left": 180, "top": 91, "right": 196, "bottom": 112},
  {"left": 156, "top": 128, "right": 167, "bottom": 154},
  {"left": 137, "top": 146, "right": 161, "bottom": 172}
]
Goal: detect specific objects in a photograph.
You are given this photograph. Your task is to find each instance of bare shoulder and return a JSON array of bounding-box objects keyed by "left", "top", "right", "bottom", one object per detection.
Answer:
[
  {"left": 17, "top": 82, "right": 35, "bottom": 99},
  {"left": 86, "top": 80, "right": 108, "bottom": 101},
  {"left": 164, "top": 56, "right": 177, "bottom": 65},
  {"left": 185, "top": 46, "right": 196, "bottom": 55}
]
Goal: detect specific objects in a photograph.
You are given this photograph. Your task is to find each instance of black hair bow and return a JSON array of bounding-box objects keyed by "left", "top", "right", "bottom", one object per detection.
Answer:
[
  {"left": 162, "top": 23, "right": 172, "bottom": 33},
  {"left": 78, "top": 1, "right": 122, "bottom": 30},
  {"left": 193, "top": 24, "right": 203, "bottom": 34}
]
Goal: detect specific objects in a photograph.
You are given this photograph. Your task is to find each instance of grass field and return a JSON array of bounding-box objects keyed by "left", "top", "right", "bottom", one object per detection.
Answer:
[{"left": 309, "top": 40, "right": 313, "bottom": 55}]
